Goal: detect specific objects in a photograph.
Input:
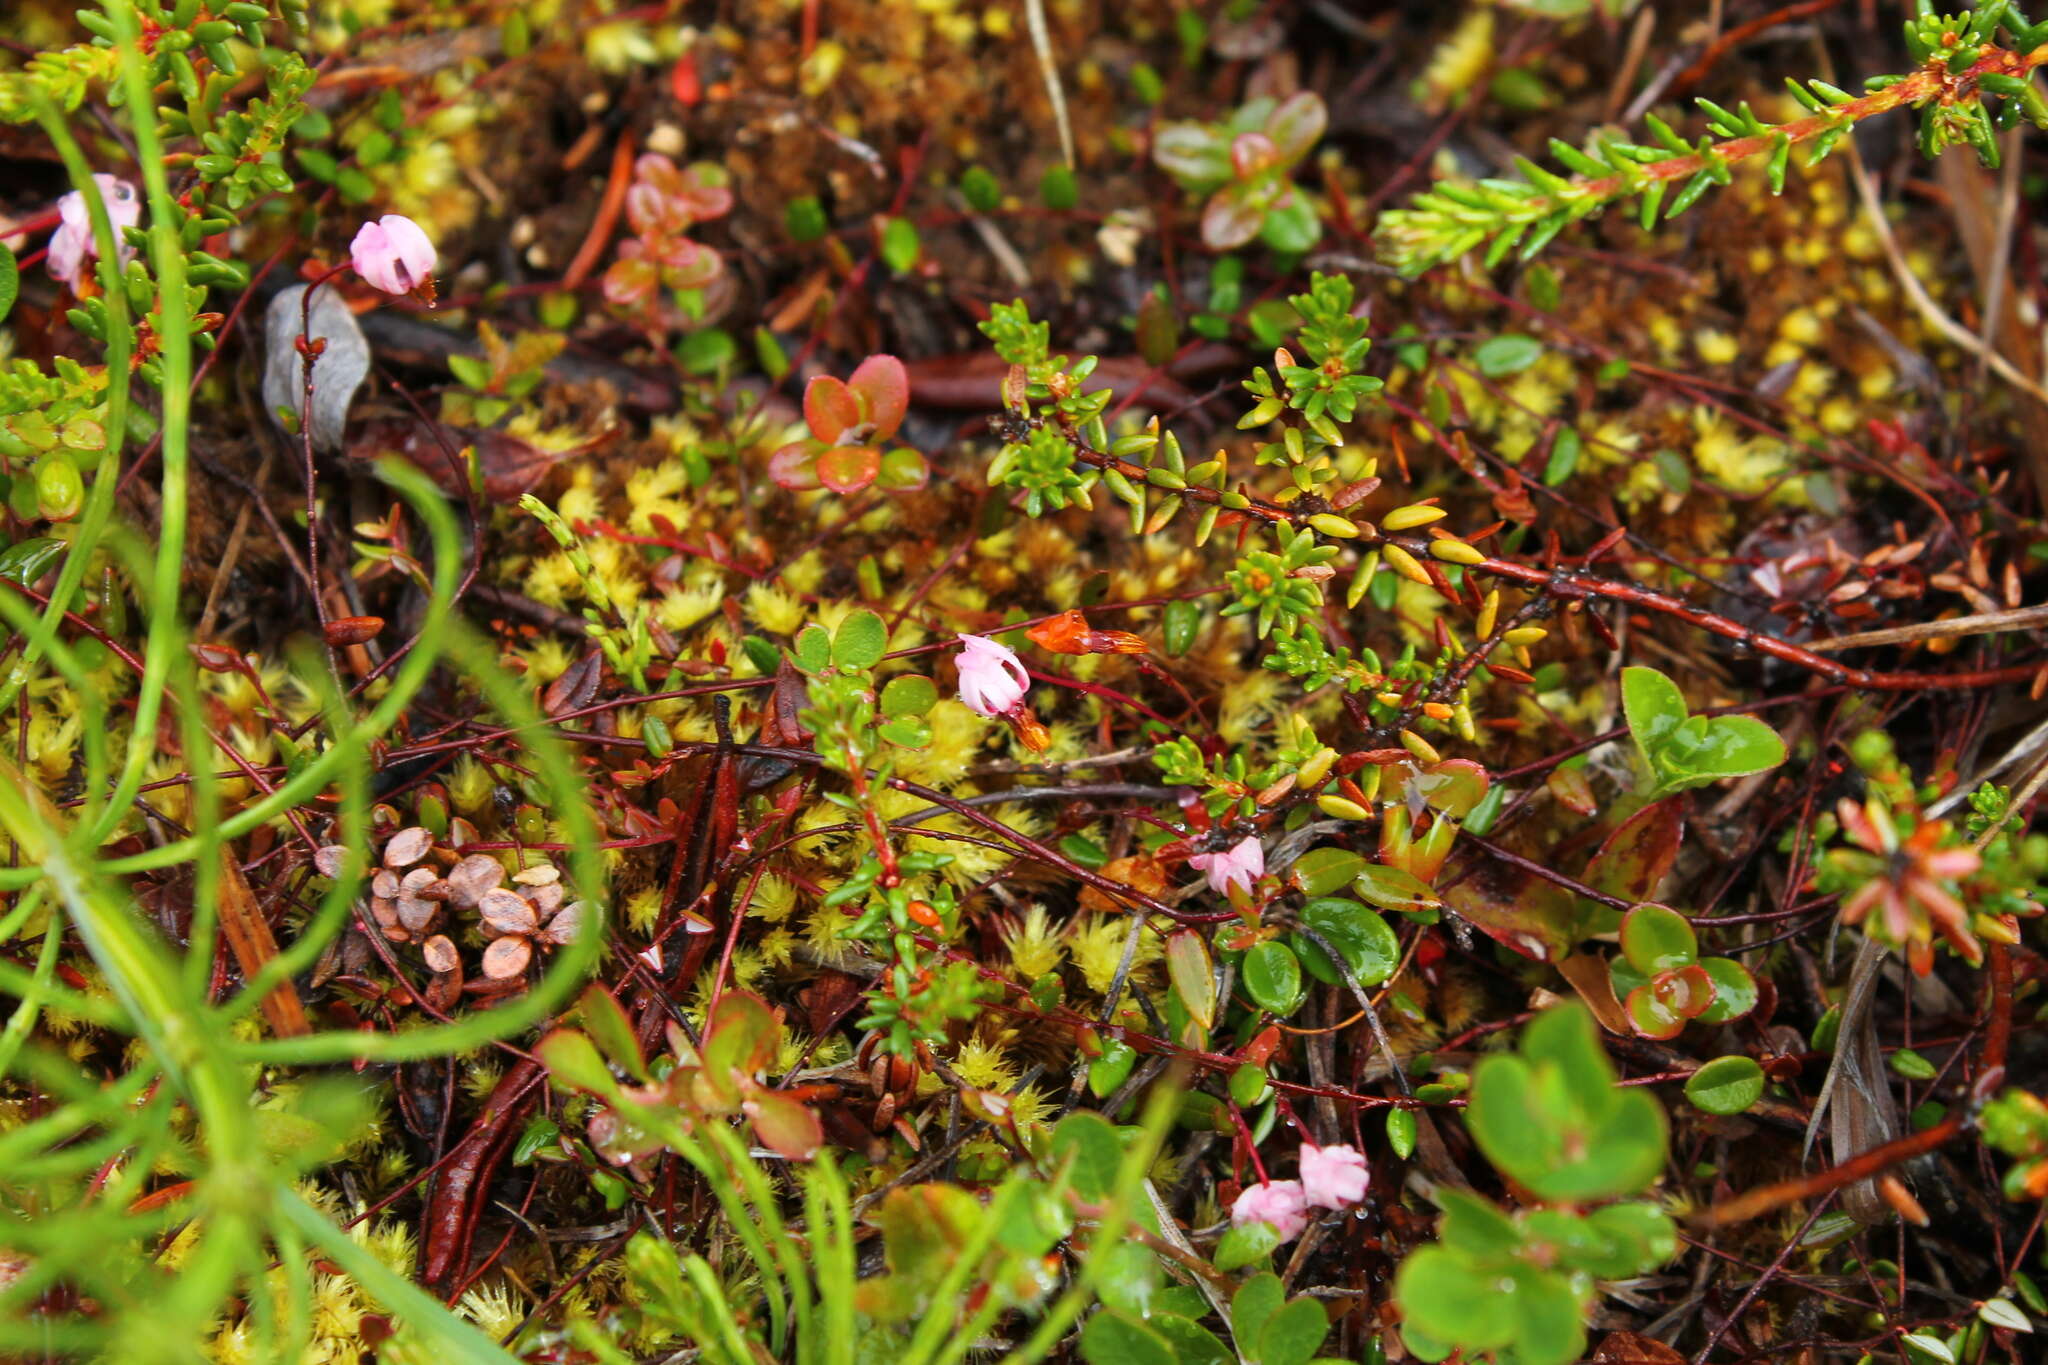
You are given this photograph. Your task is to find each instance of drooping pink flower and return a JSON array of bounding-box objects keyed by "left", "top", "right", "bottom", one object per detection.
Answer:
[
  {"left": 46, "top": 174, "right": 141, "bottom": 289},
  {"left": 1189, "top": 835, "right": 1264, "bottom": 898},
  {"left": 1231, "top": 1179, "right": 1310, "bottom": 1242},
  {"left": 955, "top": 634, "right": 1029, "bottom": 718},
  {"left": 1299, "top": 1143, "right": 1369, "bottom": 1210},
  {"left": 349, "top": 214, "right": 437, "bottom": 296}
]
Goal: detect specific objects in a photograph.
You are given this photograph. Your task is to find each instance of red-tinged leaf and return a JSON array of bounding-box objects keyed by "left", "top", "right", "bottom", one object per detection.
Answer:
[
  {"left": 1440, "top": 857, "right": 1577, "bottom": 963},
  {"left": 1167, "top": 929, "right": 1216, "bottom": 1030},
  {"left": 816, "top": 443, "right": 880, "bottom": 495},
  {"left": 1625, "top": 984, "right": 1686, "bottom": 1040},
  {"left": 542, "top": 651, "right": 604, "bottom": 717},
  {"left": 705, "top": 991, "right": 781, "bottom": 1077},
  {"left": 324, "top": 614, "right": 384, "bottom": 647},
  {"left": 1652, "top": 963, "right": 1717, "bottom": 1018},
  {"left": 769, "top": 441, "right": 821, "bottom": 490},
  {"left": 1582, "top": 798, "right": 1684, "bottom": 928},
  {"left": 1201, "top": 186, "right": 1264, "bottom": 251},
  {"left": 746, "top": 1090, "right": 823, "bottom": 1160},
  {"left": 1593, "top": 1331, "right": 1686, "bottom": 1365},
  {"left": 803, "top": 373, "right": 861, "bottom": 443},
  {"left": 847, "top": 353, "right": 910, "bottom": 440},
  {"left": 1264, "top": 90, "right": 1328, "bottom": 164},
  {"left": 1548, "top": 766, "right": 1598, "bottom": 816},
  {"left": 481, "top": 935, "right": 533, "bottom": 979},
  {"left": 1414, "top": 759, "right": 1490, "bottom": 818}
]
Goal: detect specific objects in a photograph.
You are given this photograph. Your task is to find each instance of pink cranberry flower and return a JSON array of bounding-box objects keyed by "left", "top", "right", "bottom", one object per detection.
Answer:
[
  {"left": 46, "top": 175, "right": 141, "bottom": 290},
  {"left": 1299, "top": 1142, "right": 1369, "bottom": 1210},
  {"left": 1231, "top": 1179, "right": 1310, "bottom": 1242},
  {"left": 349, "top": 214, "right": 437, "bottom": 297},
  {"left": 1189, "top": 835, "right": 1264, "bottom": 898},
  {"left": 955, "top": 634, "right": 1029, "bottom": 718}
]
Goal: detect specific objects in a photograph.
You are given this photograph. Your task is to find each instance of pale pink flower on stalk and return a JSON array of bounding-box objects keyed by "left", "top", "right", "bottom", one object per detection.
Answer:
[
  {"left": 1189, "top": 835, "right": 1264, "bottom": 898},
  {"left": 349, "top": 214, "right": 437, "bottom": 296},
  {"left": 46, "top": 174, "right": 141, "bottom": 290},
  {"left": 1299, "top": 1143, "right": 1369, "bottom": 1210},
  {"left": 1231, "top": 1179, "right": 1311, "bottom": 1242},
  {"left": 955, "top": 634, "right": 1030, "bottom": 718}
]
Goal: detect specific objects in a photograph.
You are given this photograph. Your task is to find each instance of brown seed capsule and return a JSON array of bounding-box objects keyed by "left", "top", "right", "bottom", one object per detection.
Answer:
[{"left": 324, "top": 615, "right": 386, "bottom": 647}]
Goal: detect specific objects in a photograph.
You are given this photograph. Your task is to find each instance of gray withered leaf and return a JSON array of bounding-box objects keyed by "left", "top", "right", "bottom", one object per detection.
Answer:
[{"left": 263, "top": 283, "right": 369, "bottom": 453}]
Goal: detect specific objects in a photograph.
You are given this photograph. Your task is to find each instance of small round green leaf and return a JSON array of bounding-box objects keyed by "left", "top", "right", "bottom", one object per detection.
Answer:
[
  {"left": 831, "top": 609, "right": 888, "bottom": 670},
  {"left": 1473, "top": 333, "right": 1544, "bottom": 377},
  {"left": 880, "top": 673, "right": 938, "bottom": 718},
  {"left": 1694, "top": 956, "right": 1759, "bottom": 1024},
  {"left": 1619, "top": 902, "right": 1696, "bottom": 974},
  {"left": 1685, "top": 1055, "right": 1765, "bottom": 1115}
]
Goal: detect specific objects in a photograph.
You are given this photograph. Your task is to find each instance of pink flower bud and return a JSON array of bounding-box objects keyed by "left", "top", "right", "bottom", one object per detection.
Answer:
[
  {"left": 1230, "top": 1179, "right": 1310, "bottom": 1242},
  {"left": 1188, "top": 835, "right": 1264, "bottom": 898},
  {"left": 46, "top": 175, "right": 141, "bottom": 289},
  {"left": 955, "top": 633, "right": 1029, "bottom": 719},
  {"left": 1299, "top": 1142, "right": 1369, "bottom": 1210},
  {"left": 349, "top": 214, "right": 437, "bottom": 296}
]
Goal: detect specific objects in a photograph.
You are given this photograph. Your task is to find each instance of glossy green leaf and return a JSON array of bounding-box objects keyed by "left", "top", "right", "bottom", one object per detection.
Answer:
[
  {"left": 1621, "top": 665, "right": 1689, "bottom": 763},
  {"left": 1619, "top": 902, "right": 1696, "bottom": 974},
  {"left": 1694, "top": 955, "right": 1759, "bottom": 1024},
  {"left": 1353, "top": 864, "right": 1441, "bottom": 913},
  {"left": 1087, "top": 1040, "right": 1136, "bottom": 1099},
  {"left": 1386, "top": 1107, "right": 1416, "bottom": 1159},
  {"left": 1243, "top": 940, "right": 1305, "bottom": 1015},
  {"left": 1293, "top": 897, "right": 1400, "bottom": 987},
  {"left": 1685, "top": 1055, "right": 1765, "bottom": 1115},
  {"left": 1292, "top": 846, "right": 1364, "bottom": 896},
  {"left": 1393, "top": 1246, "right": 1516, "bottom": 1354}
]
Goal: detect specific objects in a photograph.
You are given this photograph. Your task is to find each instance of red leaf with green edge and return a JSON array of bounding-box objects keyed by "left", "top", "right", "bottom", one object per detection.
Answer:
[
  {"left": 1651, "top": 963, "right": 1717, "bottom": 1019},
  {"left": 816, "top": 443, "right": 881, "bottom": 494},
  {"left": 1440, "top": 858, "right": 1577, "bottom": 963},
  {"left": 803, "top": 373, "right": 861, "bottom": 443},
  {"left": 768, "top": 441, "right": 821, "bottom": 490},
  {"left": 1694, "top": 956, "right": 1759, "bottom": 1024},
  {"left": 745, "top": 1089, "right": 822, "bottom": 1160},
  {"left": 847, "top": 353, "right": 909, "bottom": 440},
  {"left": 874, "top": 445, "right": 930, "bottom": 492},
  {"left": 1625, "top": 985, "right": 1686, "bottom": 1040},
  {"left": 1619, "top": 902, "right": 1696, "bottom": 974},
  {"left": 1582, "top": 799, "right": 1684, "bottom": 931},
  {"left": 1413, "top": 759, "right": 1489, "bottom": 819}
]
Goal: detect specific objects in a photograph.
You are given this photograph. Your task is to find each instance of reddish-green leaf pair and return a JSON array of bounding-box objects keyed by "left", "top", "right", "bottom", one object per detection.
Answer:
[{"left": 769, "top": 353, "right": 928, "bottom": 495}]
